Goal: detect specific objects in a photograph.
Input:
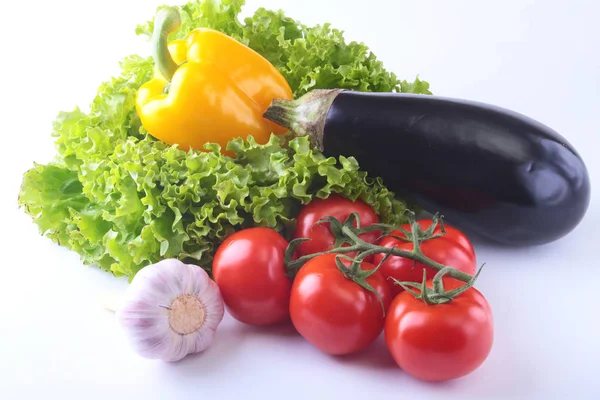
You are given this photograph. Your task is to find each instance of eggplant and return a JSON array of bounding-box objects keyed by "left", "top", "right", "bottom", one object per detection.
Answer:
[{"left": 263, "top": 89, "right": 590, "bottom": 246}]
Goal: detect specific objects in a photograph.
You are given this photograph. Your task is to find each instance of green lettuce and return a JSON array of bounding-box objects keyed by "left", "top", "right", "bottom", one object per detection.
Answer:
[{"left": 18, "top": 0, "right": 431, "bottom": 279}]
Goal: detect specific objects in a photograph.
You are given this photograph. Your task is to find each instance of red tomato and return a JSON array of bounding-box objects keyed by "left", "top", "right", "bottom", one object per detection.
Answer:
[
  {"left": 289, "top": 254, "right": 392, "bottom": 355},
  {"left": 292, "top": 195, "right": 380, "bottom": 257},
  {"left": 385, "top": 287, "right": 494, "bottom": 382},
  {"left": 373, "top": 219, "right": 476, "bottom": 297},
  {"left": 212, "top": 227, "right": 291, "bottom": 326}
]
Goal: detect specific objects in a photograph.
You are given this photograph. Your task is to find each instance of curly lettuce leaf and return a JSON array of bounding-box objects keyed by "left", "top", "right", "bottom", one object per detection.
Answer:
[
  {"left": 19, "top": 0, "right": 429, "bottom": 279},
  {"left": 400, "top": 76, "right": 432, "bottom": 95},
  {"left": 137, "top": 0, "right": 430, "bottom": 97}
]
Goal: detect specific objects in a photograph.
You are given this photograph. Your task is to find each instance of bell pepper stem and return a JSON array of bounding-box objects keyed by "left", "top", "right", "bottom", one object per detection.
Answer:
[{"left": 152, "top": 7, "right": 181, "bottom": 82}]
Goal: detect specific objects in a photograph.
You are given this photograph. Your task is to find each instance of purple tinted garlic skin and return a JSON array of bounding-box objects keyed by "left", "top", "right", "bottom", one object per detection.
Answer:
[{"left": 116, "top": 259, "right": 225, "bottom": 362}]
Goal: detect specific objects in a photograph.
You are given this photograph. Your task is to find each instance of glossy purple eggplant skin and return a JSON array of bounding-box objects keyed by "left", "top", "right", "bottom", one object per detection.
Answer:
[{"left": 322, "top": 91, "right": 590, "bottom": 246}]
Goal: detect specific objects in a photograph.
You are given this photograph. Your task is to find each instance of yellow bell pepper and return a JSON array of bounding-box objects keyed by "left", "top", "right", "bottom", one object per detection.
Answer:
[{"left": 136, "top": 7, "right": 293, "bottom": 155}]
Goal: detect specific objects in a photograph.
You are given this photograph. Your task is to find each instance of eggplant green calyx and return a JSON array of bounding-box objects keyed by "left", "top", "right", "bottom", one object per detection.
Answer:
[{"left": 263, "top": 89, "right": 344, "bottom": 151}]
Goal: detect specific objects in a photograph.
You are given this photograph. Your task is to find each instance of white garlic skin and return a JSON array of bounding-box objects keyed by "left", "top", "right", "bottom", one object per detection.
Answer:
[{"left": 116, "top": 259, "right": 225, "bottom": 362}]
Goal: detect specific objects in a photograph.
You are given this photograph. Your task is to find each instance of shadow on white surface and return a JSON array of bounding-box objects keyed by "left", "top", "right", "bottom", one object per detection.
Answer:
[{"left": 328, "top": 334, "right": 397, "bottom": 371}]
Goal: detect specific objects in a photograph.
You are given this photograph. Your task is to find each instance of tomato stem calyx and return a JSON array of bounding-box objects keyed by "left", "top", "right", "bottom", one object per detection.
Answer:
[
  {"left": 396, "top": 264, "right": 485, "bottom": 305},
  {"left": 384, "top": 211, "right": 446, "bottom": 244},
  {"left": 334, "top": 253, "right": 390, "bottom": 316}
]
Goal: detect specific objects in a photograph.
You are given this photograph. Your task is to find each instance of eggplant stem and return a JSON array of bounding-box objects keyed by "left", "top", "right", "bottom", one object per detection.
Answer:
[{"left": 263, "top": 89, "right": 344, "bottom": 151}]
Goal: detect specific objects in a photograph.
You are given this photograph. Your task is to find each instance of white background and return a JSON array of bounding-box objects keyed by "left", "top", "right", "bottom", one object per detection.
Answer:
[{"left": 1, "top": 0, "right": 599, "bottom": 399}]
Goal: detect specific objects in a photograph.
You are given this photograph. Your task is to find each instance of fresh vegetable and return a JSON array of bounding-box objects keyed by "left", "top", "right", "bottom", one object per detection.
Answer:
[
  {"left": 137, "top": 7, "right": 292, "bottom": 154},
  {"left": 385, "top": 270, "right": 493, "bottom": 381},
  {"left": 212, "top": 227, "right": 291, "bottom": 326},
  {"left": 292, "top": 195, "right": 380, "bottom": 258},
  {"left": 289, "top": 253, "right": 392, "bottom": 355},
  {"left": 286, "top": 212, "right": 475, "bottom": 285},
  {"left": 373, "top": 217, "right": 476, "bottom": 296},
  {"left": 114, "top": 259, "right": 225, "bottom": 362},
  {"left": 18, "top": 0, "right": 427, "bottom": 279},
  {"left": 264, "top": 89, "right": 591, "bottom": 246}
]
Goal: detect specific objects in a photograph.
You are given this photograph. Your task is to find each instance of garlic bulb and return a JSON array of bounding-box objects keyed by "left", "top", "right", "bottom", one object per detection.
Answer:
[{"left": 115, "top": 259, "right": 225, "bottom": 362}]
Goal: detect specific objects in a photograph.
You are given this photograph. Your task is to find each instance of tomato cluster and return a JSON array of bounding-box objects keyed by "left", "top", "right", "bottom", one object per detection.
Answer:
[{"left": 212, "top": 195, "right": 494, "bottom": 382}]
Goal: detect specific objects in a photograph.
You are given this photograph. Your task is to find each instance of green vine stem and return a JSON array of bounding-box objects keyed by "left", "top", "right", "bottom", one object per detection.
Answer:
[{"left": 284, "top": 211, "right": 475, "bottom": 284}]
